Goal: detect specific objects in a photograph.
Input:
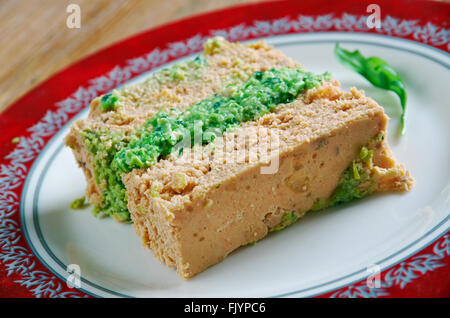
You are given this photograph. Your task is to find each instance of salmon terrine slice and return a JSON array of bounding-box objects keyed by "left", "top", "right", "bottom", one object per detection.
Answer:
[{"left": 65, "top": 37, "right": 414, "bottom": 278}]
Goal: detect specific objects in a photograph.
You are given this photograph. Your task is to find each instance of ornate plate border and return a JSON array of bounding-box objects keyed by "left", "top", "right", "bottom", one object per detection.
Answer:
[{"left": 0, "top": 0, "right": 449, "bottom": 297}]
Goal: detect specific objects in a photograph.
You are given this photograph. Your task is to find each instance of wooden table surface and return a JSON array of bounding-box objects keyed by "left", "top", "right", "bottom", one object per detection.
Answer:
[{"left": 0, "top": 0, "right": 270, "bottom": 113}]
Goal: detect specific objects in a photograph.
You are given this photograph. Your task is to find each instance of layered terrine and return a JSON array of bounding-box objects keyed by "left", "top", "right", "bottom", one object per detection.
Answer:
[{"left": 66, "top": 37, "right": 414, "bottom": 278}]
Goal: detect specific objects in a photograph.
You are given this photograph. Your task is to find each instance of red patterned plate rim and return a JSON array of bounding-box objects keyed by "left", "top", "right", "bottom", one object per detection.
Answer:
[{"left": 0, "top": 0, "right": 449, "bottom": 298}]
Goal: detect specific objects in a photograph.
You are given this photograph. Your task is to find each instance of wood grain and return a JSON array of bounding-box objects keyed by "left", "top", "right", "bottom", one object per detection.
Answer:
[{"left": 0, "top": 0, "right": 271, "bottom": 113}]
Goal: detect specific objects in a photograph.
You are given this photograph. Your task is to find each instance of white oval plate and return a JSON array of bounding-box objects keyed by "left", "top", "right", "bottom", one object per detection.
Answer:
[{"left": 21, "top": 32, "right": 450, "bottom": 297}]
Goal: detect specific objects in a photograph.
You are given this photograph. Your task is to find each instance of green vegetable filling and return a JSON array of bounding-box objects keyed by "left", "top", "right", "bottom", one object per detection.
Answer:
[
  {"left": 154, "top": 55, "right": 207, "bottom": 83},
  {"left": 359, "top": 146, "right": 373, "bottom": 163},
  {"left": 100, "top": 92, "right": 120, "bottom": 111},
  {"left": 312, "top": 145, "right": 376, "bottom": 212},
  {"left": 81, "top": 129, "right": 131, "bottom": 221},
  {"left": 83, "top": 67, "right": 330, "bottom": 221},
  {"left": 113, "top": 68, "right": 330, "bottom": 173},
  {"left": 270, "top": 211, "right": 299, "bottom": 232},
  {"left": 70, "top": 196, "right": 88, "bottom": 210}
]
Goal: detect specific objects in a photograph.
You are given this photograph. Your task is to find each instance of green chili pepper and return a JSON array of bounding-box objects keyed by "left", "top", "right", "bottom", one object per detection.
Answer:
[{"left": 334, "top": 43, "right": 407, "bottom": 135}]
